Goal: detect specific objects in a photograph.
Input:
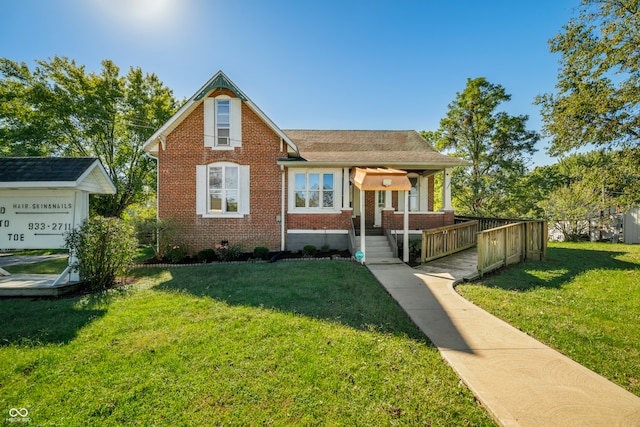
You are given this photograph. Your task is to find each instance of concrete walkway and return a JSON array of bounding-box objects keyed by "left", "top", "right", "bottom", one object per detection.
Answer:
[{"left": 366, "top": 250, "right": 640, "bottom": 427}]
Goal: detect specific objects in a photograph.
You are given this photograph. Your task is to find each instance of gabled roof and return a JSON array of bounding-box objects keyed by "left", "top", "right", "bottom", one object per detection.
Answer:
[
  {"left": 0, "top": 157, "right": 116, "bottom": 194},
  {"left": 142, "top": 70, "right": 298, "bottom": 156},
  {"left": 281, "top": 130, "right": 469, "bottom": 169}
]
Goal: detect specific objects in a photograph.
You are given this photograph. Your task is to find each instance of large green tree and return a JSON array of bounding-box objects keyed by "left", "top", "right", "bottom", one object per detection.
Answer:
[
  {"left": 536, "top": 0, "right": 639, "bottom": 153},
  {"left": 0, "top": 56, "right": 178, "bottom": 217},
  {"left": 423, "top": 77, "right": 539, "bottom": 217}
]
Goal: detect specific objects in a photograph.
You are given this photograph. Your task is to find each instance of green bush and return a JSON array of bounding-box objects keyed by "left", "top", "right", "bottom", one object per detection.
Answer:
[
  {"left": 253, "top": 246, "right": 270, "bottom": 260},
  {"left": 321, "top": 244, "right": 331, "bottom": 252},
  {"left": 165, "top": 244, "right": 187, "bottom": 263},
  {"left": 154, "top": 217, "right": 181, "bottom": 260},
  {"left": 196, "top": 248, "right": 217, "bottom": 263},
  {"left": 303, "top": 244, "right": 317, "bottom": 256},
  {"left": 64, "top": 216, "right": 138, "bottom": 290},
  {"left": 408, "top": 238, "right": 422, "bottom": 254},
  {"left": 216, "top": 243, "right": 243, "bottom": 261}
]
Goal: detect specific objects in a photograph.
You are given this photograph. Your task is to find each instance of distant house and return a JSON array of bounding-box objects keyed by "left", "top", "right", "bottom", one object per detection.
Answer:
[
  {"left": 143, "top": 71, "right": 466, "bottom": 259},
  {"left": 549, "top": 206, "right": 640, "bottom": 244}
]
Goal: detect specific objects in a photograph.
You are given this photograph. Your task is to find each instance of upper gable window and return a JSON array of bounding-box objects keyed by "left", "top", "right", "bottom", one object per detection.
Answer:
[
  {"left": 204, "top": 96, "right": 242, "bottom": 149},
  {"left": 216, "top": 100, "right": 230, "bottom": 146}
]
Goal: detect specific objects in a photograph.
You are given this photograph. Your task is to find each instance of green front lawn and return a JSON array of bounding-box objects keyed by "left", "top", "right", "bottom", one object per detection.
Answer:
[
  {"left": 0, "top": 261, "right": 495, "bottom": 426},
  {"left": 457, "top": 241, "right": 640, "bottom": 397}
]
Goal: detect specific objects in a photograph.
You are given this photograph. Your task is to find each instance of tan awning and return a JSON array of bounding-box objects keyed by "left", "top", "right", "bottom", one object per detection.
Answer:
[{"left": 351, "top": 167, "right": 411, "bottom": 191}]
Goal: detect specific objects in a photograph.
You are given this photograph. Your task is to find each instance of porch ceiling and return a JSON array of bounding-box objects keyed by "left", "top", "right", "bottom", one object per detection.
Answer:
[{"left": 351, "top": 167, "right": 411, "bottom": 191}]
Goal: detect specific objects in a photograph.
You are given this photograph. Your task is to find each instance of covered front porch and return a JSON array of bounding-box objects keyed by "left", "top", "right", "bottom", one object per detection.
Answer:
[{"left": 350, "top": 167, "right": 454, "bottom": 263}]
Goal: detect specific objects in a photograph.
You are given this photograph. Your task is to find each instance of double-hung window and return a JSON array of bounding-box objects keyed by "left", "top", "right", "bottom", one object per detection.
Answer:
[
  {"left": 196, "top": 162, "right": 250, "bottom": 217},
  {"left": 204, "top": 96, "right": 242, "bottom": 149},
  {"left": 209, "top": 164, "right": 238, "bottom": 213},
  {"left": 216, "top": 100, "right": 230, "bottom": 146},
  {"left": 291, "top": 170, "right": 339, "bottom": 211}
]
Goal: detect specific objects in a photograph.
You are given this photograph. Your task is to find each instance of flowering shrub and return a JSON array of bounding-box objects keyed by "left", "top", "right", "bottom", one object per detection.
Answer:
[
  {"left": 166, "top": 244, "right": 187, "bottom": 263},
  {"left": 215, "top": 242, "right": 242, "bottom": 261}
]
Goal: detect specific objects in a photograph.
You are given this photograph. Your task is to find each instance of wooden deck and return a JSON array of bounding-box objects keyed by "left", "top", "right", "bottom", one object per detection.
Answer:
[{"left": 0, "top": 274, "right": 82, "bottom": 297}]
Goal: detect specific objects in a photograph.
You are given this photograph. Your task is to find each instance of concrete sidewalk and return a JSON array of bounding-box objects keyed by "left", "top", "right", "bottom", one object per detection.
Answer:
[{"left": 366, "top": 254, "right": 640, "bottom": 427}]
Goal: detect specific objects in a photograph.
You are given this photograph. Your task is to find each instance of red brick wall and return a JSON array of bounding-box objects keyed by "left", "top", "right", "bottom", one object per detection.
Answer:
[
  {"left": 286, "top": 210, "right": 353, "bottom": 231},
  {"left": 157, "top": 90, "right": 285, "bottom": 253},
  {"left": 383, "top": 210, "right": 455, "bottom": 230}
]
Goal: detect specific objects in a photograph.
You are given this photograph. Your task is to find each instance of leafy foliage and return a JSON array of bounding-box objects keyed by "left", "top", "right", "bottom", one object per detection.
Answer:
[
  {"left": 0, "top": 56, "right": 179, "bottom": 217},
  {"left": 64, "top": 216, "right": 138, "bottom": 290},
  {"left": 196, "top": 248, "right": 217, "bottom": 263},
  {"left": 424, "top": 77, "right": 539, "bottom": 217},
  {"left": 253, "top": 246, "right": 270, "bottom": 259},
  {"left": 165, "top": 244, "right": 187, "bottom": 263},
  {"left": 303, "top": 244, "right": 317, "bottom": 256},
  {"left": 215, "top": 243, "right": 243, "bottom": 261},
  {"left": 153, "top": 217, "right": 181, "bottom": 261},
  {"left": 536, "top": 0, "right": 640, "bottom": 154}
]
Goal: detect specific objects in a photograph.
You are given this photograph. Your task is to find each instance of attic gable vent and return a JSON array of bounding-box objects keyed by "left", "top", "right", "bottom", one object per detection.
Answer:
[{"left": 194, "top": 73, "right": 248, "bottom": 101}]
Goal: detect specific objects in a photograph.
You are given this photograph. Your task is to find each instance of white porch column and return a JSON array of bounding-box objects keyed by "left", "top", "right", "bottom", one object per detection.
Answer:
[
  {"left": 403, "top": 190, "right": 409, "bottom": 263},
  {"left": 360, "top": 188, "right": 366, "bottom": 264},
  {"left": 342, "top": 167, "right": 350, "bottom": 210},
  {"left": 281, "top": 168, "right": 286, "bottom": 251},
  {"left": 442, "top": 168, "right": 453, "bottom": 211}
]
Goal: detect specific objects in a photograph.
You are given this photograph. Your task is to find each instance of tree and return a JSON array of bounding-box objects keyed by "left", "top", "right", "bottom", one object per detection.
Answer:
[
  {"left": 423, "top": 77, "right": 539, "bottom": 217},
  {"left": 538, "top": 180, "right": 598, "bottom": 241},
  {"left": 0, "top": 56, "right": 179, "bottom": 217},
  {"left": 536, "top": 0, "right": 639, "bottom": 154}
]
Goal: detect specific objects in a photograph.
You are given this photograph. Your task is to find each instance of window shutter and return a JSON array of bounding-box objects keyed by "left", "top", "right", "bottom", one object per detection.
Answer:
[
  {"left": 204, "top": 99, "right": 215, "bottom": 148},
  {"left": 239, "top": 165, "right": 250, "bottom": 215},
  {"left": 231, "top": 98, "right": 242, "bottom": 147},
  {"left": 196, "top": 165, "right": 207, "bottom": 215}
]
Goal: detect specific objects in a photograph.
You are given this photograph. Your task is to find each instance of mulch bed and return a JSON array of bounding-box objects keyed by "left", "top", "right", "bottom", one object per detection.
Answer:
[{"left": 137, "top": 249, "right": 354, "bottom": 268}]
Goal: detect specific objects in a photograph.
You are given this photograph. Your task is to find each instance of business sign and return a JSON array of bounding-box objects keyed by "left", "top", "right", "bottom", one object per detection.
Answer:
[{"left": 0, "top": 195, "right": 75, "bottom": 250}]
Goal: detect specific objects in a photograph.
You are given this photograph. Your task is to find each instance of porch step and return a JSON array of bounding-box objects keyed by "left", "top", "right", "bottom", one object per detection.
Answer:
[
  {"left": 355, "top": 236, "right": 395, "bottom": 259},
  {"left": 353, "top": 227, "right": 384, "bottom": 236}
]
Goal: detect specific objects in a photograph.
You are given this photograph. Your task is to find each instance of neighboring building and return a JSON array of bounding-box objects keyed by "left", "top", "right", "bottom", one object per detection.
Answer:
[{"left": 143, "top": 71, "right": 466, "bottom": 258}]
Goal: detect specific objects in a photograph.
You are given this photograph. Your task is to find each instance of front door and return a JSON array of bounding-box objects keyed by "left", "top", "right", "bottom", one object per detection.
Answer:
[{"left": 374, "top": 190, "right": 385, "bottom": 227}]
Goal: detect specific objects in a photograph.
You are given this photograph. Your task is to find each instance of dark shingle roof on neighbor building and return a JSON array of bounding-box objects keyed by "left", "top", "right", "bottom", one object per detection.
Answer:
[
  {"left": 0, "top": 157, "right": 116, "bottom": 194},
  {"left": 282, "top": 130, "right": 468, "bottom": 167},
  {"left": 0, "top": 157, "right": 99, "bottom": 182}
]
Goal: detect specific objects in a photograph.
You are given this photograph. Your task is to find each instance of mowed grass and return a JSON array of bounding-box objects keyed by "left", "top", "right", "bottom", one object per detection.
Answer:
[
  {"left": 0, "top": 261, "right": 495, "bottom": 426},
  {"left": 457, "top": 242, "right": 640, "bottom": 397}
]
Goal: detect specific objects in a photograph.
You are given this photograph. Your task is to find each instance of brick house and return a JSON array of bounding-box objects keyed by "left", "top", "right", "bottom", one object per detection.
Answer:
[{"left": 143, "top": 71, "right": 466, "bottom": 260}]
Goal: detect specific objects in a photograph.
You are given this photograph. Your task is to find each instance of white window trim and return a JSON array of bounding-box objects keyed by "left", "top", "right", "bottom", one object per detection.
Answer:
[
  {"left": 398, "top": 173, "right": 429, "bottom": 213},
  {"left": 288, "top": 168, "right": 342, "bottom": 214},
  {"left": 196, "top": 162, "right": 250, "bottom": 218},
  {"left": 204, "top": 95, "right": 242, "bottom": 150}
]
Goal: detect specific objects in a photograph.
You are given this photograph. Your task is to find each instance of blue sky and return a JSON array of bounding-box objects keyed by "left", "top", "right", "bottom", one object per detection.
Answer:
[{"left": 1, "top": 0, "right": 578, "bottom": 166}]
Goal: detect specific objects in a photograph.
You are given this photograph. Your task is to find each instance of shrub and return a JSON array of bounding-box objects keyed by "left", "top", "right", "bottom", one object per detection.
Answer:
[
  {"left": 303, "top": 244, "right": 317, "bottom": 257},
  {"left": 64, "top": 216, "right": 138, "bottom": 290},
  {"left": 216, "top": 243, "right": 243, "bottom": 261},
  {"left": 154, "top": 217, "right": 181, "bottom": 260},
  {"left": 197, "top": 248, "right": 217, "bottom": 263},
  {"left": 253, "top": 246, "right": 270, "bottom": 260},
  {"left": 321, "top": 244, "right": 331, "bottom": 252},
  {"left": 408, "top": 238, "right": 422, "bottom": 254},
  {"left": 165, "top": 244, "right": 187, "bottom": 263}
]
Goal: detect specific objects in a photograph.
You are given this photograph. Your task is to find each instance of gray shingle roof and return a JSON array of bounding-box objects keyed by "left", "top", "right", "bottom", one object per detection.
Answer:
[
  {"left": 0, "top": 157, "right": 99, "bottom": 182},
  {"left": 282, "top": 130, "right": 467, "bottom": 167}
]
